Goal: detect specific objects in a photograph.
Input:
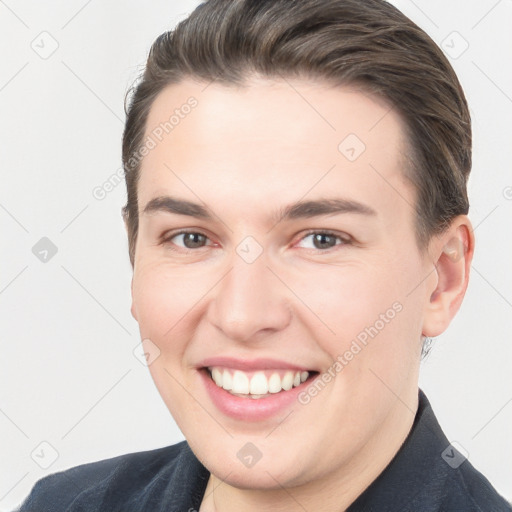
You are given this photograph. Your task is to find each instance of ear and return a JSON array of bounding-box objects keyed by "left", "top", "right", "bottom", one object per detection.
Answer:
[
  {"left": 122, "top": 207, "right": 138, "bottom": 322},
  {"left": 421, "top": 215, "right": 475, "bottom": 337}
]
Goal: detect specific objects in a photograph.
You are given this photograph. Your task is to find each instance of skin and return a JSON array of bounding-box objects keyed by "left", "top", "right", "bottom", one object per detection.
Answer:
[{"left": 128, "top": 77, "right": 474, "bottom": 512}]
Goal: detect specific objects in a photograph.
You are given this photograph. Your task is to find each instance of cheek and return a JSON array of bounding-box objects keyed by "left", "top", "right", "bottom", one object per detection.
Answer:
[
  {"left": 132, "top": 264, "right": 205, "bottom": 424},
  {"left": 291, "top": 261, "right": 402, "bottom": 338},
  {"left": 132, "top": 261, "right": 205, "bottom": 340},
  {"left": 295, "top": 256, "right": 423, "bottom": 374}
]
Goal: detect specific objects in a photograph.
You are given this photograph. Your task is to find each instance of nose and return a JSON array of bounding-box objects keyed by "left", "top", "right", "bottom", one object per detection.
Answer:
[{"left": 206, "top": 250, "right": 292, "bottom": 343}]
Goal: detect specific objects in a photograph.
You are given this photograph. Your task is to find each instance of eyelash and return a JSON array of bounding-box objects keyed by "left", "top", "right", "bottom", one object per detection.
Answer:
[{"left": 160, "top": 229, "right": 352, "bottom": 254}]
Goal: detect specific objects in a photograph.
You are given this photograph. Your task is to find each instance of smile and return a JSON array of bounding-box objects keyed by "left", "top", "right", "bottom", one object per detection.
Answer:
[
  {"left": 208, "top": 367, "right": 310, "bottom": 399},
  {"left": 199, "top": 357, "right": 320, "bottom": 421}
]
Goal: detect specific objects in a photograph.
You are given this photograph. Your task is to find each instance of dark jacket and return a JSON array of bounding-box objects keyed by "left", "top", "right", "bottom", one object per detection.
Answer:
[{"left": 16, "top": 390, "right": 512, "bottom": 511}]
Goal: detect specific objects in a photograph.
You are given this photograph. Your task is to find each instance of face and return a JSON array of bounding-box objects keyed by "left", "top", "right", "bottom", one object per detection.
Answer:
[{"left": 130, "top": 77, "right": 435, "bottom": 490}]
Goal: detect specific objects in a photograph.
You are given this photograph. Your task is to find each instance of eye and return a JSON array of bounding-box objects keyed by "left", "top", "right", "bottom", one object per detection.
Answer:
[
  {"left": 160, "top": 229, "right": 351, "bottom": 253},
  {"left": 296, "top": 230, "right": 351, "bottom": 251},
  {"left": 161, "top": 230, "right": 213, "bottom": 251}
]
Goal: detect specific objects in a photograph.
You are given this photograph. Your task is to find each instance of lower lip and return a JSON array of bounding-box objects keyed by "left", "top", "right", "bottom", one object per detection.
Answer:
[{"left": 199, "top": 369, "right": 314, "bottom": 422}]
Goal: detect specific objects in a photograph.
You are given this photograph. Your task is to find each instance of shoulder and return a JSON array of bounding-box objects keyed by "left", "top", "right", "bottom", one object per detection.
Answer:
[
  {"left": 15, "top": 441, "right": 196, "bottom": 511},
  {"left": 439, "top": 457, "right": 512, "bottom": 512},
  {"left": 418, "top": 392, "right": 511, "bottom": 512},
  {"left": 348, "top": 390, "right": 511, "bottom": 512},
  {"left": 415, "top": 391, "right": 511, "bottom": 511}
]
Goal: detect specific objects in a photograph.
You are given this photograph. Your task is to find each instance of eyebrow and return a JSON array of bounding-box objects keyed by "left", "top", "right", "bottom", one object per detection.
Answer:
[{"left": 142, "top": 195, "right": 377, "bottom": 223}]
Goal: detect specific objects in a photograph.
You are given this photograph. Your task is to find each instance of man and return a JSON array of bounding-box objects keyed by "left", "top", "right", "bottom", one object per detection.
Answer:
[{"left": 17, "top": 0, "right": 511, "bottom": 510}]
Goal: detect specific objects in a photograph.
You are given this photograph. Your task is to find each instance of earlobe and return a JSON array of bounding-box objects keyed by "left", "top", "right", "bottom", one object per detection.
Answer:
[{"left": 422, "top": 216, "right": 475, "bottom": 337}]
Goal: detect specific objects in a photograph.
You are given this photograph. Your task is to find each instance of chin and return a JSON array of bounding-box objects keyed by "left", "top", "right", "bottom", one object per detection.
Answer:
[
  {"left": 213, "top": 462, "right": 298, "bottom": 490},
  {"left": 197, "top": 442, "right": 313, "bottom": 490}
]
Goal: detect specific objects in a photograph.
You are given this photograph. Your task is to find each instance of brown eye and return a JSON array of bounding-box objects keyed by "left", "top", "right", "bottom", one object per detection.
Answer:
[
  {"left": 163, "top": 231, "right": 211, "bottom": 251},
  {"left": 296, "top": 231, "right": 350, "bottom": 251},
  {"left": 180, "top": 232, "right": 207, "bottom": 249},
  {"left": 311, "top": 233, "right": 338, "bottom": 250}
]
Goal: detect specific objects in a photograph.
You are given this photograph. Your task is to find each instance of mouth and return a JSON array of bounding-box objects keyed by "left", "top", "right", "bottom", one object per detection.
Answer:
[
  {"left": 203, "top": 366, "right": 319, "bottom": 399},
  {"left": 197, "top": 356, "right": 321, "bottom": 421}
]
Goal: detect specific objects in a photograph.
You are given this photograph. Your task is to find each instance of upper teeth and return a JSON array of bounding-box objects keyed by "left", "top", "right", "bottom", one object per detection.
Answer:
[{"left": 209, "top": 367, "right": 309, "bottom": 396}]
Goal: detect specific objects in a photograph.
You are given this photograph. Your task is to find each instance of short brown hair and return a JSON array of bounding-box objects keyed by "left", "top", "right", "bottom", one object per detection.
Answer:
[{"left": 122, "top": 0, "right": 471, "bottom": 267}]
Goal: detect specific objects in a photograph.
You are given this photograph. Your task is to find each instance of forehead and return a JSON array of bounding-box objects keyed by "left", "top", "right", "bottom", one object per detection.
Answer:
[
  {"left": 144, "top": 77, "right": 404, "bottom": 151},
  {"left": 138, "top": 77, "right": 414, "bottom": 224}
]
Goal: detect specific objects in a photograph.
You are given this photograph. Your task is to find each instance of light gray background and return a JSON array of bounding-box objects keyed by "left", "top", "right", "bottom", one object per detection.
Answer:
[{"left": 1, "top": 0, "right": 511, "bottom": 509}]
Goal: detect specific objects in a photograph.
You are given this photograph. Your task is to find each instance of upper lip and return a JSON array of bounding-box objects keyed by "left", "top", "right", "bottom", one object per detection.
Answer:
[{"left": 198, "top": 356, "right": 315, "bottom": 372}]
